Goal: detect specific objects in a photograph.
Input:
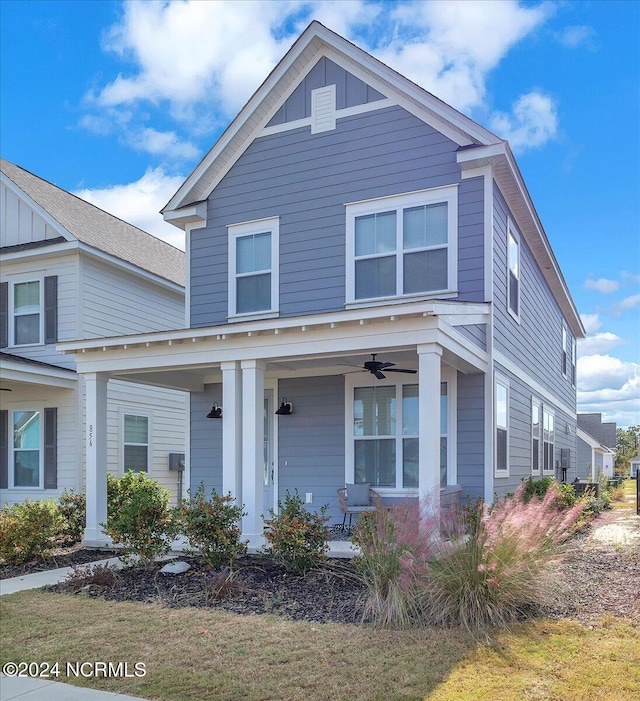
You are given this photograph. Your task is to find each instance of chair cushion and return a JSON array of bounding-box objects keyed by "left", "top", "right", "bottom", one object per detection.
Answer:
[{"left": 346, "top": 483, "right": 371, "bottom": 506}]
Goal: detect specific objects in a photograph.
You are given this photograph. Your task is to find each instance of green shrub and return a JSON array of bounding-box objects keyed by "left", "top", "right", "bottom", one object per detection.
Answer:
[
  {"left": 177, "top": 484, "right": 247, "bottom": 569},
  {"left": 265, "top": 490, "right": 330, "bottom": 574},
  {"left": 521, "top": 477, "right": 577, "bottom": 510},
  {"left": 0, "top": 499, "right": 65, "bottom": 564},
  {"left": 57, "top": 490, "right": 86, "bottom": 544},
  {"left": 103, "top": 471, "right": 175, "bottom": 565}
]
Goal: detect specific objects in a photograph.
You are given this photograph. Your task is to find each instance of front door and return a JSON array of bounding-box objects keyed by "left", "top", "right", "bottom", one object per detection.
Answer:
[{"left": 263, "top": 389, "right": 275, "bottom": 515}]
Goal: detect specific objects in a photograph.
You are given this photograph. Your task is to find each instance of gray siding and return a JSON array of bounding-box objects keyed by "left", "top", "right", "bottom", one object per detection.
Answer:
[
  {"left": 576, "top": 436, "right": 592, "bottom": 481},
  {"left": 456, "top": 324, "right": 487, "bottom": 351},
  {"left": 457, "top": 372, "right": 485, "bottom": 501},
  {"left": 190, "top": 385, "right": 223, "bottom": 495},
  {"left": 277, "top": 375, "right": 345, "bottom": 524},
  {"left": 267, "top": 57, "right": 385, "bottom": 126},
  {"left": 190, "top": 104, "right": 482, "bottom": 327},
  {"left": 494, "top": 362, "right": 577, "bottom": 497},
  {"left": 493, "top": 185, "right": 576, "bottom": 412}
]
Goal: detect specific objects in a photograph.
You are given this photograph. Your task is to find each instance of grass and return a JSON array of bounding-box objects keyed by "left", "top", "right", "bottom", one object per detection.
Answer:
[
  {"left": 1, "top": 591, "right": 639, "bottom": 701},
  {"left": 611, "top": 479, "right": 638, "bottom": 512}
]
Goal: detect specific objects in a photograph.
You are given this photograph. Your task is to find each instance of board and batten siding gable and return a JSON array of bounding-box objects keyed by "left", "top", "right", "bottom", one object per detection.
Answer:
[
  {"left": 191, "top": 104, "right": 482, "bottom": 327},
  {"left": 492, "top": 184, "right": 576, "bottom": 412},
  {"left": 81, "top": 257, "right": 184, "bottom": 338},
  {"left": 277, "top": 375, "right": 345, "bottom": 523},
  {"left": 0, "top": 252, "right": 77, "bottom": 370},
  {"left": 267, "top": 56, "right": 386, "bottom": 127},
  {"left": 1, "top": 178, "right": 63, "bottom": 247}
]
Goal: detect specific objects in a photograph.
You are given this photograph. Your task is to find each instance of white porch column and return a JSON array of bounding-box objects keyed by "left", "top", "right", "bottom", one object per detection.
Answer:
[
  {"left": 83, "top": 372, "right": 109, "bottom": 546},
  {"left": 241, "top": 359, "right": 265, "bottom": 547},
  {"left": 221, "top": 361, "right": 242, "bottom": 501},
  {"left": 417, "top": 344, "right": 442, "bottom": 516}
]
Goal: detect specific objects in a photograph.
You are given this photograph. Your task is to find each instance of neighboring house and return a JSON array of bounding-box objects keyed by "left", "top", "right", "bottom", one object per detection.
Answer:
[
  {"left": 630, "top": 455, "right": 640, "bottom": 479},
  {"left": 58, "top": 22, "right": 585, "bottom": 547},
  {"left": 0, "top": 159, "right": 188, "bottom": 511},
  {"left": 576, "top": 413, "right": 616, "bottom": 480}
]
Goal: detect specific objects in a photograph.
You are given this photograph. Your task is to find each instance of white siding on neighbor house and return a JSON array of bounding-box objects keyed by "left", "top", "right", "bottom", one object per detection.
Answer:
[
  {"left": 78, "top": 379, "right": 188, "bottom": 505},
  {"left": 81, "top": 257, "right": 184, "bottom": 338},
  {"left": 0, "top": 384, "right": 79, "bottom": 506},
  {"left": 0, "top": 251, "right": 78, "bottom": 370},
  {"left": 0, "top": 179, "right": 62, "bottom": 247}
]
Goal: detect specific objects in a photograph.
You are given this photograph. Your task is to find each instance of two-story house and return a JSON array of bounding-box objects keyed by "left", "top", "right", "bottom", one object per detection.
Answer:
[
  {"left": 0, "top": 159, "right": 188, "bottom": 510},
  {"left": 59, "top": 23, "right": 584, "bottom": 547}
]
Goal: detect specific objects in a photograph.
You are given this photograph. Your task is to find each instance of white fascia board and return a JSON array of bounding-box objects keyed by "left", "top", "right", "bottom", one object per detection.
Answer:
[
  {"left": 0, "top": 240, "right": 79, "bottom": 263},
  {"left": 77, "top": 244, "right": 184, "bottom": 295},
  {"left": 1, "top": 173, "right": 75, "bottom": 243},
  {"left": 162, "top": 201, "right": 207, "bottom": 230},
  {"left": 1, "top": 362, "right": 77, "bottom": 389}
]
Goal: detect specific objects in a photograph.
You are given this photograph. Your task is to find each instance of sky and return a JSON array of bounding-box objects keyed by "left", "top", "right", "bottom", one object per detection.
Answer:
[{"left": 1, "top": 0, "right": 638, "bottom": 429}]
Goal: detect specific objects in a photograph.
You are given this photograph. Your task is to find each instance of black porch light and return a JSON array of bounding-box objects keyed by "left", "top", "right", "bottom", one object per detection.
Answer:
[
  {"left": 206, "top": 402, "right": 222, "bottom": 419},
  {"left": 275, "top": 398, "right": 293, "bottom": 415}
]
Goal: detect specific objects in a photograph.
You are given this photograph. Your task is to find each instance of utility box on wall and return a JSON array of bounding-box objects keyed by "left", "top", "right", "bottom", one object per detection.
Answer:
[{"left": 169, "top": 453, "right": 185, "bottom": 472}]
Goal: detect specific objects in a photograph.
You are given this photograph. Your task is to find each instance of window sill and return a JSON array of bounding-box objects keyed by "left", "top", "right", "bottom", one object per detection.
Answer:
[
  {"left": 345, "top": 291, "right": 458, "bottom": 310},
  {"left": 227, "top": 311, "right": 279, "bottom": 324}
]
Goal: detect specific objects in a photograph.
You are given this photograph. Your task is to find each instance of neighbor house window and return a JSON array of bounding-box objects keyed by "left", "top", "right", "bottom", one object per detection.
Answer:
[
  {"left": 495, "top": 377, "right": 509, "bottom": 475},
  {"left": 507, "top": 226, "right": 519, "bottom": 319},
  {"left": 228, "top": 217, "right": 279, "bottom": 318},
  {"left": 123, "top": 414, "right": 149, "bottom": 472},
  {"left": 13, "top": 281, "right": 41, "bottom": 345},
  {"left": 346, "top": 186, "right": 458, "bottom": 303},
  {"left": 531, "top": 398, "right": 541, "bottom": 475},
  {"left": 543, "top": 408, "right": 555, "bottom": 474},
  {"left": 13, "top": 410, "right": 41, "bottom": 487}
]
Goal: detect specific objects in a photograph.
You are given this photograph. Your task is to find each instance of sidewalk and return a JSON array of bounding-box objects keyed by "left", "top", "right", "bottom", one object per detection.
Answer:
[{"left": 1, "top": 674, "right": 147, "bottom": 701}]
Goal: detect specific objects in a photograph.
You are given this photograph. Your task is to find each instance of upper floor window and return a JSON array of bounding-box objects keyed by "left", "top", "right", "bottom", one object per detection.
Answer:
[
  {"left": 346, "top": 186, "right": 458, "bottom": 304},
  {"left": 562, "top": 326, "right": 576, "bottom": 385},
  {"left": 507, "top": 226, "right": 520, "bottom": 319},
  {"left": 228, "top": 217, "right": 279, "bottom": 319},
  {"left": 14, "top": 281, "right": 41, "bottom": 345}
]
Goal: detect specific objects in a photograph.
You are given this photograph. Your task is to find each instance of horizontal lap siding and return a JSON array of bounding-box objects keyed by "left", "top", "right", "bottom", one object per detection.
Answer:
[
  {"left": 277, "top": 375, "right": 345, "bottom": 524},
  {"left": 190, "top": 385, "right": 223, "bottom": 496},
  {"left": 191, "top": 105, "right": 469, "bottom": 327},
  {"left": 457, "top": 372, "right": 485, "bottom": 501},
  {"left": 493, "top": 186, "right": 576, "bottom": 411},
  {"left": 456, "top": 324, "right": 487, "bottom": 351},
  {"left": 82, "top": 259, "right": 184, "bottom": 338},
  {"left": 457, "top": 177, "right": 484, "bottom": 301}
]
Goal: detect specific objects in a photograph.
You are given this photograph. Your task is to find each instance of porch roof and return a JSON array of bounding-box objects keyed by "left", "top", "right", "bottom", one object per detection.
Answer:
[
  {"left": 57, "top": 299, "right": 490, "bottom": 392},
  {"left": 0, "top": 351, "right": 77, "bottom": 390}
]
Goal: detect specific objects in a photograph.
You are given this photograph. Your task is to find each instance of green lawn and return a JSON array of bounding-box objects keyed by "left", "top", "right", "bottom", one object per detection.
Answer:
[{"left": 1, "top": 590, "right": 638, "bottom": 701}]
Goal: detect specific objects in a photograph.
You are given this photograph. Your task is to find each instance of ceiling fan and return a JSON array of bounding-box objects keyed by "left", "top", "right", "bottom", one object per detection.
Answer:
[{"left": 340, "top": 353, "right": 417, "bottom": 380}]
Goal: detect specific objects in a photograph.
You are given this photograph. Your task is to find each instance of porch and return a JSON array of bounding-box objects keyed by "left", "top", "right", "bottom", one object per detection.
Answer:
[{"left": 57, "top": 300, "right": 490, "bottom": 547}]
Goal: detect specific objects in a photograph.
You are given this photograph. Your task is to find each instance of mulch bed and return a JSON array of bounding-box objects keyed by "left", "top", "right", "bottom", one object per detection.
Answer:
[{"left": 0, "top": 546, "right": 118, "bottom": 580}]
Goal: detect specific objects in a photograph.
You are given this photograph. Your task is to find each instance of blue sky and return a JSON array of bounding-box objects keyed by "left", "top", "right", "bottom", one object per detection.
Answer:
[{"left": 1, "top": 0, "right": 638, "bottom": 428}]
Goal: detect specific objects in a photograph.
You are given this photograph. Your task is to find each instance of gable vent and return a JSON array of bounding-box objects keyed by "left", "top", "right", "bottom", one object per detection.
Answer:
[{"left": 311, "top": 85, "right": 336, "bottom": 134}]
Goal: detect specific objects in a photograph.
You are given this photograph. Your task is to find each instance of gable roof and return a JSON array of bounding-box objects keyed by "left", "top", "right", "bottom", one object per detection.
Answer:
[
  {"left": 163, "top": 20, "right": 502, "bottom": 215},
  {"left": 1, "top": 159, "right": 184, "bottom": 287}
]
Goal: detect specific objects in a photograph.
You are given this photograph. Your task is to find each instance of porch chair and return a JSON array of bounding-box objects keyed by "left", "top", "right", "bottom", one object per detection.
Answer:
[{"left": 337, "top": 483, "right": 381, "bottom": 534}]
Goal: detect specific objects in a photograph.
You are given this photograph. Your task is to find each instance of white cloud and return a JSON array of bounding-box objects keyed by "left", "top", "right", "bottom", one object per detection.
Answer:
[
  {"left": 577, "top": 354, "right": 640, "bottom": 393},
  {"left": 583, "top": 277, "right": 620, "bottom": 294},
  {"left": 554, "top": 25, "right": 596, "bottom": 50},
  {"left": 86, "top": 0, "right": 553, "bottom": 135},
  {"left": 609, "top": 294, "right": 640, "bottom": 317},
  {"left": 577, "top": 332, "right": 626, "bottom": 357},
  {"left": 74, "top": 168, "right": 186, "bottom": 249},
  {"left": 579, "top": 313, "right": 602, "bottom": 336},
  {"left": 489, "top": 91, "right": 558, "bottom": 153},
  {"left": 130, "top": 128, "right": 200, "bottom": 161}
]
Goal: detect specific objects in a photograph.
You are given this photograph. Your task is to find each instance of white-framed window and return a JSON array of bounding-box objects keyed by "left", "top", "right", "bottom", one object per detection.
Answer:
[
  {"left": 571, "top": 337, "right": 576, "bottom": 388},
  {"left": 531, "top": 397, "right": 541, "bottom": 475},
  {"left": 11, "top": 279, "right": 42, "bottom": 346},
  {"left": 122, "top": 413, "right": 150, "bottom": 473},
  {"left": 507, "top": 224, "right": 520, "bottom": 320},
  {"left": 543, "top": 408, "right": 555, "bottom": 474},
  {"left": 562, "top": 326, "right": 576, "bottom": 385},
  {"left": 495, "top": 375, "right": 509, "bottom": 476},
  {"left": 346, "top": 186, "right": 458, "bottom": 305},
  {"left": 345, "top": 369, "right": 456, "bottom": 492},
  {"left": 12, "top": 409, "right": 42, "bottom": 488},
  {"left": 228, "top": 216, "right": 279, "bottom": 319}
]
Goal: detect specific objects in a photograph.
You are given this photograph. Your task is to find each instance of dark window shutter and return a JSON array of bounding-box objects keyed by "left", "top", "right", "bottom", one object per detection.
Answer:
[
  {"left": 0, "top": 281, "right": 8, "bottom": 348},
  {"left": 0, "top": 410, "right": 8, "bottom": 489},
  {"left": 44, "top": 276, "right": 58, "bottom": 344},
  {"left": 44, "top": 407, "right": 57, "bottom": 489}
]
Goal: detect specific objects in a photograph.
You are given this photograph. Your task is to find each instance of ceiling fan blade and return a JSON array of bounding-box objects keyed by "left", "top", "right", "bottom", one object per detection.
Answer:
[
  {"left": 375, "top": 370, "right": 386, "bottom": 379},
  {"left": 379, "top": 362, "right": 396, "bottom": 369},
  {"left": 385, "top": 368, "right": 417, "bottom": 374}
]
